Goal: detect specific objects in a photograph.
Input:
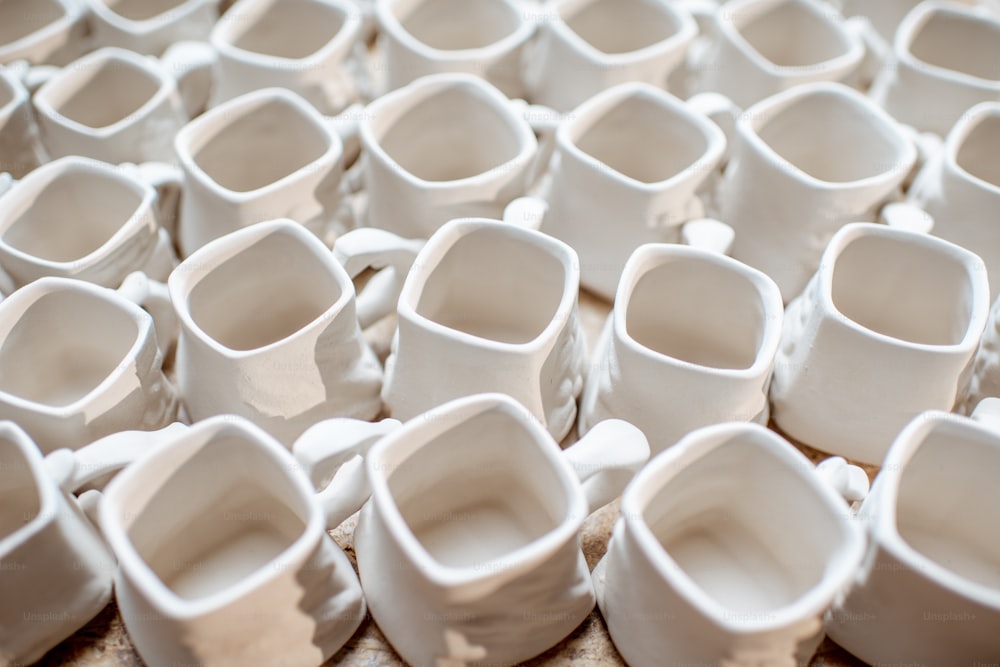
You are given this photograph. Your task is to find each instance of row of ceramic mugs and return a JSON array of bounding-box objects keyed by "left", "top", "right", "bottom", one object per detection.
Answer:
[{"left": 5, "top": 390, "right": 999, "bottom": 666}]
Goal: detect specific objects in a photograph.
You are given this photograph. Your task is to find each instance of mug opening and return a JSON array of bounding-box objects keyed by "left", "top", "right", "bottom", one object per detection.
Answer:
[
  {"left": 624, "top": 256, "right": 767, "bottom": 370},
  {"left": 185, "top": 229, "right": 344, "bottom": 351},
  {"left": 1, "top": 167, "right": 146, "bottom": 263},
  {"left": 735, "top": 0, "right": 852, "bottom": 68},
  {"left": 121, "top": 432, "right": 311, "bottom": 601},
  {"left": 755, "top": 89, "right": 908, "bottom": 183},
  {"left": 415, "top": 227, "right": 567, "bottom": 344},
  {"left": 374, "top": 83, "right": 525, "bottom": 182},
  {"left": 44, "top": 55, "right": 163, "bottom": 130},
  {"left": 830, "top": 233, "right": 973, "bottom": 346},
  {"left": 98, "top": 0, "right": 193, "bottom": 22},
  {"left": 0, "top": 288, "right": 139, "bottom": 408},
  {"left": 955, "top": 109, "right": 1000, "bottom": 188},
  {"left": 0, "top": 0, "right": 65, "bottom": 46},
  {"left": 894, "top": 421, "right": 1000, "bottom": 591},
  {"left": 189, "top": 96, "right": 331, "bottom": 193},
  {"left": 0, "top": 435, "right": 42, "bottom": 541},
  {"left": 907, "top": 8, "right": 1000, "bottom": 83},
  {"left": 395, "top": 0, "right": 521, "bottom": 51},
  {"left": 227, "top": 0, "right": 348, "bottom": 60},
  {"left": 381, "top": 404, "right": 572, "bottom": 569},
  {"left": 563, "top": 0, "right": 682, "bottom": 55}
]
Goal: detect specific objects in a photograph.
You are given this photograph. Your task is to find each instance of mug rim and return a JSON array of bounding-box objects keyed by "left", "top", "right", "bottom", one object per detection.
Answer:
[
  {"left": 33, "top": 46, "right": 178, "bottom": 139},
  {"left": 364, "top": 392, "right": 589, "bottom": 591},
  {"left": 0, "top": 276, "right": 156, "bottom": 417},
  {"left": 613, "top": 243, "right": 784, "bottom": 378},
  {"left": 0, "top": 0, "right": 81, "bottom": 59},
  {"left": 84, "top": 0, "right": 212, "bottom": 34},
  {"left": 396, "top": 217, "right": 580, "bottom": 353},
  {"left": 212, "top": 0, "right": 363, "bottom": 67},
  {"left": 0, "top": 421, "right": 61, "bottom": 553},
  {"left": 167, "top": 218, "right": 356, "bottom": 357},
  {"left": 619, "top": 421, "right": 866, "bottom": 633},
  {"left": 174, "top": 87, "right": 343, "bottom": 202},
  {"left": 817, "top": 222, "right": 990, "bottom": 354},
  {"left": 99, "top": 415, "right": 327, "bottom": 619},
  {"left": 872, "top": 411, "right": 1000, "bottom": 610},
  {"left": 0, "top": 156, "right": 158, "bottom": 273},
  {"left": 943, "top": 101, "right": 1000, "bottom": 196}
]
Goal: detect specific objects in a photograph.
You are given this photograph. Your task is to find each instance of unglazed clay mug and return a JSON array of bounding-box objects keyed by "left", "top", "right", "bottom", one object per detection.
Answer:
[
  {"left": 209, "top": 0, "right": 370, "bottom": 114},
  {"left": 168, "top": 219, "right": 413, "bottom": 445},
  {"left": 869, "top": 1, "right": 1000, "bottom": 136},
  {"left": 0, "top": 276, "right": 179, "bottom": 453},
  {"left": 579, "top": 243, "right": 783, "bottom": 454},
  {"left": 173, "top": 87, "right": 353, "bottom": 257},
  {"left": 375, "top": 0, "right": 537, "bottom": 98},
  {"left": 694, "top": 0, "right": 865, "bottom": 108},
  {"left": 335, "top": 217, "right": 588, "bottom": 441},
  {"left": 522, "top": 0, "right": 698, "bottom": 111},
  {"left": 771, "top": 222, "right": 990, "bottom": 465},
  {"left": 593, "top": 421, "right": 866, "bottom": 667},
  {"left": 355, "top": 393, "right": 650, "bottom": 667},
  {"left": 358, "top": 72, "right": 542, "bottom": 238},
  {"left": 721, "top": 82, "right": 917, "bottom": 302},
  {"left": 0, "top": 67, "right": 46, "bottom": 178},
  {"left": 83, "top": 0, "right": 219, "bottom": 56},
  {"left": 0, "top": 421, "right": 186, "bottom": 666},
  {"left": 0, "top": 156, "right": 178, "bottom": 292},
  {"left": 99, "top": 414, "right": 399, "bottom": 667},
  {"left": 826, "top": 406, "right": 1000, "bottom": 664},
  {"left": 0, "top": 0, "right": 88, "bottom": 65}
]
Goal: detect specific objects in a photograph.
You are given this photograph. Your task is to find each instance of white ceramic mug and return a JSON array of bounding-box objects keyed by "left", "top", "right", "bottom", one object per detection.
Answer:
[
  {"left": 579, "top": 243, "right": 784, "bottom": 455},
  {"left": 869, "top": 1, "right": 1000, "bottom": 136},
  {"left": 694, "top": 0, "right": 865, "bottom": 108},
  {"left": 594, "top": 421, "right": 866, "bottom": 667},
  {"left": 0, "top": 0, "right": 88, "bottom": 65},
  {"left": 173, "top": 87, "right": 354, "bottom": 257},
  {"left": 358, "top": 72, "right": 542, "bottom": 239},
  {"left": 375, "top": 0, "right": 537, "bottom": 98},
  {"left": 83, "top": 0, "right": 219, "bottom": 56},
  {"left": 354, "top": 392, "right": 650, "bottom": 667},
  {"left": 826, "top": 405, "right": 1000, "bottom": 664},
  {"left": 335, "top": 217, "right": 588, "bottom": 441},
  {"left": 168, "top": 219, "right": 410, "bottom": 445},
  {"left": 0, "top": 421, "right": 186, "bottom": 666},
  {"left": 99, "top": 414, "right": 397, "bottom": 667},
  {"left": 522, "top": 0, "right": 698, "bottom": 112},
  {"left": 771, "top": 222, "right": 990, "bottom": 465},
  {"left": 209, "top": 0, "right": 369, "bottom": 114},
  {"left": 0, "top": 276, "right": 179, "bottom": 453},
  {"left": 0, "top": 157, "right": 178, "bottom": 292},
  {"left": 0, "top": 66, "right": 46, "bottom": 178},
  {"left": 721, "top": 82, "right": 918, "bottom": 302},
  {"left": 522, "top": 81, "right": 730, "bottom": 300}
]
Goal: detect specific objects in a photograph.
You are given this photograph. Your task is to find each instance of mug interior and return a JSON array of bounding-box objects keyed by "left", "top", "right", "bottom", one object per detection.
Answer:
[
  {"left": 375, "top": 84, "right": 523, "bottom": 182},
  {"left": 564, "top": 0, "right": 682, "bottom": 55},
  {"left": 185, "top": 229, "right": 343, "bottom": 351},
  {"left": 0, "top": 436, "right": 41, "bottom": 541},
  {"left": 894, "top": 422, "right": 1000, "bottom": 589},
  {"left": 956, "top": 111, "right": 1000, "bottom": 187},
  {"left": 0, "top": 0, "right": 65, "bottom": 46},
  {"left": 830, "top": 233, "right": 973, "bottom": 346},
  {"left": 190, "top": 97, "right": 330, "bottom": 193},
  {"left": 1, "top": 168, "right": 145, "bottom": 262},
  {"left": 625, "top": 257, "right": 766, "bottom": 370},
  {"left": 121, "top": 432, "right": 310, "bottom": 600},
  {"left": 46, "top": 57, "right": 162, "bottom": 129},
  {"left": 0, "top": 288, "right": 138, "bottom": 407},
  {"left": 99, "top": 0, "right": 191, "bottom": 22},
  {"left": 573, "top": 93, "right": 711, "bottom": 184},
  {"left": 227, "top": 0, "right": 347, "bottom": 59},
  {"left": 396, "top": 0, "right": 521, "bottom": 50},
  {"left": 907, "top": 9, "right": 1000, "bottom": 82},
  {"left": 383, "top": 406, "right": 571, "bottom": 568},
  {"left": 415, "top": 228, "right": 566, "bottom": 344},
  {"left": 756, "top": 89, "right": 905, "bottom": 182},
  {"left": 642, "top": 435, "right": 847, "bottom": 614},
  {"left": 736, "top": 0, "right": 851, "bottom": 67}
]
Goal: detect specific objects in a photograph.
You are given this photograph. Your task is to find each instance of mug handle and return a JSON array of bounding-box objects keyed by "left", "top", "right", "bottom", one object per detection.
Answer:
[
  {"left": 880, "top": 201, "right": 935, "bottom": 235},
  {"left": 971, "top": 397, "right": 1000, "bottom": 432},
  {"left": 561, "top": 420, "right": 650, "bottom": 514},
  {"left": 121, "top": 161, "right": 184, "bottom": 244},
  {"left": 815, "top": 456, "right": 870, "bottom": 506},
  {"left": 159, "top": 41, "right": 217, "bottom": 118},
  {"left": 332, "top": 228, "right": 424, "bottom": 328},
  {"left": 509, "top": 98, "right": 563, "bottom": 191},
  {"left": 292, "top": 417, "right": 402, "bottom": 529},
  {"left": 117, "top": 271, "right": 178, "bottom": 358},
  {"left": 687, "top": 91, "right": 741, "bottom": 158},
  {"left": 325, "top": 103, "right": 367, "bottom": 173}
]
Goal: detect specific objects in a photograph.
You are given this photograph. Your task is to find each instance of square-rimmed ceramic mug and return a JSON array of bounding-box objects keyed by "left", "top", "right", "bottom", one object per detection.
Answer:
[
  {"left": 0, "top": 66, "right": 46, "bottom": 178},
  {"left": 771, "top": 222, "right": 990, "bottom": 465},
  {"left": 354, "top": 392, "right": 649, "bottom": 667},
  {"left": 579, "top": 243, "right": 784, "bottom": 454},
  {"left": 83, "top": 0, "right": 219, "bottom": 56},
  {"left": 0, "top": 0, "right": 88, "bottom": 65},
  {"left": 826, "top": 406, "right": 1000, "bottom": 664},
  {"left": 721, "top": 81, "right": 917, "bottom": 302},
  {"left": 593, "top": 421, "right": 865, "bottom": 667},
  {"left": 0, "top": 276, "right": 179, "bottom": 453}
]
